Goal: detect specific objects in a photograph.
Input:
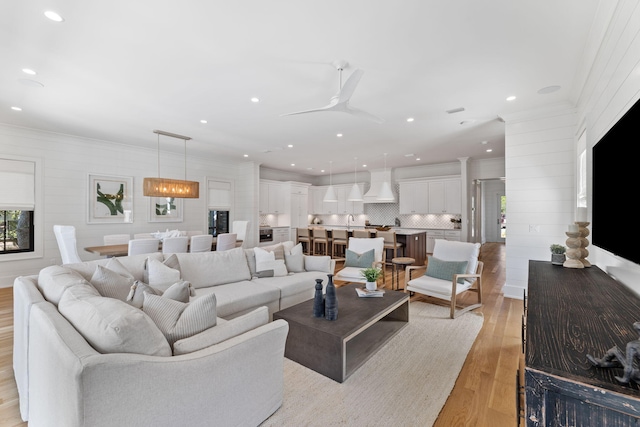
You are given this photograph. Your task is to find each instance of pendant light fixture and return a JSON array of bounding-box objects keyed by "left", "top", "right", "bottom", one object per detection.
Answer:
[
  {"left": 377, "top": 153, "right": 395, "bottom": 201},
  {"left": 143, "top": 130, "right": 200, "bottom": 198},
  {"left": 323, "top": 160, "right": 338, "bottom": 202},
  {"left": 347, "top": 157, "right": 363, "bottom": 201}
]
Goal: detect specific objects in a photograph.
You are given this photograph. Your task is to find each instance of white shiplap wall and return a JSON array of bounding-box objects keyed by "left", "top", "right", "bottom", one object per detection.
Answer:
[
  {"left": 503, "top": 0, "right": 640, "bottom": 298},
  {"left": 0, "top": 124, "right": 254, "bottom": 287}
]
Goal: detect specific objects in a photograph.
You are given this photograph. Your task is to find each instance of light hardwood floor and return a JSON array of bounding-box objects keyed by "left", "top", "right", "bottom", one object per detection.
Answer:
[{"left": 0, "top": 242, "right": 519, "bottom": 426}]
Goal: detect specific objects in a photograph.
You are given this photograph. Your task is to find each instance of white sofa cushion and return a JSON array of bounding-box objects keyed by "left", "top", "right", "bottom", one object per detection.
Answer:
[
  {"left": 254, "top": 247, "right": 288, "bottom": 277},
  {"left": 303, "top": 255, "right": 333, "bottom": 273},
  {"left": 147, "top": 258, "right": 181, "bottom": 291},
  {"left": 90, "top": 264, "right": 135, "bottom": 301},
  {"left": 284, "top": 243, "right": 305, "bottom": 273},
  {"left": 58, "top": 283, "right": 172, "bottom": 356},
  {"left": 173, "top": 306, "right": 268, "bottom": 355},
  {"left": 143, "top": 292, "right": 217, "bottom": 346},
  {"left": 36, "top": 265, "right": 89, "bottom": 306},
  {"left": 65, "top": 252, "right": 164, "bottom": 282},
  {"left": 175, "top": 247, "right": 251, "bottom": 288}
]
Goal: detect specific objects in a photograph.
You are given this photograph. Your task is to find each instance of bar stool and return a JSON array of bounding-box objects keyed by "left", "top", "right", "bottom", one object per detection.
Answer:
[
  {"left": 391, "top": 257, "right": 415, "bottom": 291},
  {"left": 311, "top": 228, "right": 331, "bottom": 256},
  {"left": 331, "top": 229, "right": 348, "bottom": 258},
  {"left": 352, "top": 229, "right": 371, "bottom": 238},
  {"left": 297, "top": 227, "right": 312, "bottom": 255},
  {"left": 378, "top": 230, "right": 404, "bottom": 270}
]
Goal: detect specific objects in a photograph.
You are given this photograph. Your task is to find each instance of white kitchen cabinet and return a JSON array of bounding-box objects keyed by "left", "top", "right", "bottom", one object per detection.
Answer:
[
  {"left": 426, "top": 230, "right": 444, "bottom": 253},
  {"left": 428, "top": 179, "right": 461, "bottom": 214},
  {"left": 290, "top": 185, "right": 309, "bottom": 230},
  {"left": 259, "top": 180, "right": 286, "bottom": 214},
  {"left": 272, "top": 227, "right": 289, "bottom": 244},
  {"left": 311, "top": 184, "right": 364, "bottom": 215},
  {"left": 444, "top": 230, "right": 461, "bottom": 241},
  {"left": 399, "top": 181, "right": 429, "bottom": 214}
]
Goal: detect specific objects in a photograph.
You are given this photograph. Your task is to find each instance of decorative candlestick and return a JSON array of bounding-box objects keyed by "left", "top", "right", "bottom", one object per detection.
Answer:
[
  {"left": 563, "top": 230, "right": 584, "bottom": 268},
  {"left": 576, "top": 221, "right": 591, "bottom": 267}
]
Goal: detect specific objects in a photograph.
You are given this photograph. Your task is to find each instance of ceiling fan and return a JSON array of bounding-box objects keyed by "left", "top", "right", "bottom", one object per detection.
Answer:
[{"left": 281, "top": 60, "right": 384, "bottom": 123}]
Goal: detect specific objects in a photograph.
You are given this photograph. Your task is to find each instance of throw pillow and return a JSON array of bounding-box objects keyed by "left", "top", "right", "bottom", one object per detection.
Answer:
[
  {"left": 58, "top": 284, "right": 171, "bottom": 356},
  {"left": 345, "top": 249, "right": 375, "bottom": 269},
  {"left": 284, "top": 243, "right": 305, "bottom": 273},
  {"left": 90, "top": 264, "right": 135, "bottom": 301},
  {"left": 173, "top": 306, "right": 269, "bottom": 355},
  {"left": 125, "top": 280, "right": 194, "bottom": 309},
  {"left": 425, "top": 256, "right": 468, "bottom": 284},
  {"left": 36, "top": 265, "right": 89, "bottom": 306},
  {"left": 143, "top": 292, "right": 217, "bottom": 346},
  {"left": 254, "top": 246, "right": 288, "bottom": 277},
  {"left": 303, "top": 255, "right": 332, "bottom": 273},
  {"left": 147, "top": 257, "right": 181, "bottom": 291},
  {"left": 105, "top": 257, "right": 134, "bottom": 279}
]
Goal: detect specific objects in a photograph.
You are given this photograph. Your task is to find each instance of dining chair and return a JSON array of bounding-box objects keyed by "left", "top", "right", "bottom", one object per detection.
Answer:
[
  {"left": 331, "top": 229, "right": 348, "bottom": 259},
  {"left": 377, "top": 230, "right": 404, "bottom": 270},
  {"left": 334, "top": 237, "right": 385, "bottom": 286},
  {"left": 189, "top": 234, "right": 213, "bottom": 253},
  {"left": 352, "top": 229, "right": 371, "bottom": 238},
  {"left": 127, "top": 238, "right": 160, "bottom": 256},
  {"left": 133, "top": 233, "right": 154, "bottom": 239},
  {"left": 296, "top": 227, "right": 312, "bottom": 255},
  {"left": 162, "top": 236, "right": 189, "bottom": 254},
  {"left": 53, "top": 225, "right": 82, "bottom": 264},
  {"left": 232, "top": 221, "right": 249, "bottom": 242},
  {"left": 405, "top": 239, "right": 483, "bottom": 318},
  {"left": 103, "top": 234, "right": 130, "bottom": 245},
  {"left": 185, "top": 230, "right": 203, "bottom": 237},
  {"left": 216, "top": 233, "right": 237, "bottom": 251}
]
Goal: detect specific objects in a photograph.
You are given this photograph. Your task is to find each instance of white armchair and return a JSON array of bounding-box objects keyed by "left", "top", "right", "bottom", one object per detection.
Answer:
[
  {"left": 404, "top": 239, "right": 483, "bottom": 318},
  {"left": 333, "top": 237, "right": 385, "bottom": 286}
]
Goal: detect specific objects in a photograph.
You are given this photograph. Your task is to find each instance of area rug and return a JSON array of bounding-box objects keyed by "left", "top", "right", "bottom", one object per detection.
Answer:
[{"left": 260, "top": 301, "right": 484, "bottom": 427}]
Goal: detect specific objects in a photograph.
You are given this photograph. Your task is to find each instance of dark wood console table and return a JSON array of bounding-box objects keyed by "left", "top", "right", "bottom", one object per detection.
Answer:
[{"left": 523, "top": 260, "right": 640, "bottom": 426}]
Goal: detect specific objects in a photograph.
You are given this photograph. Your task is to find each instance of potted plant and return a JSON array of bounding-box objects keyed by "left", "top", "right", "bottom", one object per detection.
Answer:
[
  {"left": 550, "top": 244, "right": 566, "bottom": 265},
  {"left": 361, "top": 267, "right": 382, "bottom": 291}
]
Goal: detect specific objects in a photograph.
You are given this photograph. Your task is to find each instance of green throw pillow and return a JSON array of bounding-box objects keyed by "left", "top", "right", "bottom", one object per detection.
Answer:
[
  {"left": 345, "top": 249, "right": 375, "bottom": 268},
  {"left": 425, "top": 256, "right": 468, "bottom": 284}
]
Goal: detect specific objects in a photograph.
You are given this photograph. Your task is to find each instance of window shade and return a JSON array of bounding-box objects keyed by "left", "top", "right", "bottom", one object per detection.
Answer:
[
  {"left": 207, "top": 180, "right": 231, "bottom": 208},
  {"left": 0, "top": 158, "right": 35, "bottom": 210}
]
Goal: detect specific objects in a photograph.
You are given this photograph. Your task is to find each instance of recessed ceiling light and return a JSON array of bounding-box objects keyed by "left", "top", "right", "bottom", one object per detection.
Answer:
[
  {"left": 287, "top": 144, "right": 293, "bottom": 148},
  {"left": 200, "top": 120, "right": 207, "bottom": 124},
  {"left": 251, "top": 97, "right": 259, "bottom": 103},
  {"left": 336, "top": 133, "right": 343, "bottom": 137},
  {"left": 486, "top": 149, "right": 493, "bottom": 152},
  {"left": 537, "top": 85, "right": 561, "bottom": 95},
  {"left": 243, "top": 154, "right": 249, "bottom": 158},
  {"left": 290, "top": 163, "right": 295, "bottom": 167},
  {"left": 321, "top": 169, "right": 325, "bottom": 173},
  {"left": 11, "top": 106, "right": 22, "bottom": 111},
  {"left": 44, "top": 11, "right": 64, "bottom": 22},
  {"left": 22, "top": 68, "right": 36, "bottom": 75},
  {"left": 416, "top": 158, "right": 421, "bottom": 161},
  {"left": 362, "top": 164, "right": 367, "bottom": 168},
  {"left": 406, "top": 117, "right": 414, "bottom": 122},
  {"left": 506, "top": 95, "right": 516, "bottom": 101},
  {"left": 481, "top": 140, "right": 488, "bottom": 145}
]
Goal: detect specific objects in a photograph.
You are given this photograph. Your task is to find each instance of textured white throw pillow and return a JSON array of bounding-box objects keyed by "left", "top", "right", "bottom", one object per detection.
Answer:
[
  {"left": 58, "top": 284, "right": 171, "bottom": 356},
  {"left": 143, "top": 292, "right": 217, "bottom": 346},
  {"left": 254, "top": 246, "right": 288, "bottom": 277},
  {"left": 304, "top": 255, "right": 332, "bottom": 273},
  {"left": 173, "top": 306, "right": 269, "bottom": 355},
  {"left": 90, "top": 264, "right": 135, "bottom": 302},
  {"left": 147, "top": 258, "right": 181, "bottom": 291},
  {"left": 126, "top": 280, "right": 195, "bottom": 309},
  {"left": 284, "top": 243, "right": 305, "bottom": 273}
]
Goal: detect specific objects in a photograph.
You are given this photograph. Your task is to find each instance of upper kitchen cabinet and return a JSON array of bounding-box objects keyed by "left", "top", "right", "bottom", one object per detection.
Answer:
[
  {"left": 310, "top": 184, "right": 364, "bottom": 215},
  {"left": 428, "top": 179, "right": 461, "bottom": 214},
  {"left": 259, "top": 180, "right": 287, "bottom": 214},
  {"left": 398, "top": 181, "right": 429, "bottom": 214}
]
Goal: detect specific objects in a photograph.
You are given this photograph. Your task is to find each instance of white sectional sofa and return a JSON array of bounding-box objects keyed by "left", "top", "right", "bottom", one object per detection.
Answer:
[{"left": 13, "top": 243, "right": 335, "bottom": 427}]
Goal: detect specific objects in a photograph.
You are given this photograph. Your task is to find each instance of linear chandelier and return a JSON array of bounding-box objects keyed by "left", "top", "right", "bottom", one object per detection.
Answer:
[{"left": 143, "top": 130, "right": 200, "bottom": 198}]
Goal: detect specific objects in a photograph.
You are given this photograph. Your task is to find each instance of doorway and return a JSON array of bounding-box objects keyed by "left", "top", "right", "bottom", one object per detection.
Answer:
[
  {"left": 472, "top": 178, "right": 505, "bottom": 244},
  {"left": 499, "top": 195, "right": 506, "bottom": 242}
]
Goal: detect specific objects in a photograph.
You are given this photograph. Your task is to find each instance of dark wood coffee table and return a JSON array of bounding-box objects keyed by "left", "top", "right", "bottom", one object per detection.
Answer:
[{"left": 273, "top": 283, "right": 409, "bottom": 383}]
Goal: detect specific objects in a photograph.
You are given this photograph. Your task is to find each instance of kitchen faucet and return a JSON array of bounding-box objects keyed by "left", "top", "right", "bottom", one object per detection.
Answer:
[{"left": 347, "top": 214, "right": 355, "bottom": 229}]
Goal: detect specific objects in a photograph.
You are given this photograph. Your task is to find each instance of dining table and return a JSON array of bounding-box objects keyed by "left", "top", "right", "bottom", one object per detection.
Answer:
[{"left": 84, "top": 238, "right": 242, "bottom": 257}]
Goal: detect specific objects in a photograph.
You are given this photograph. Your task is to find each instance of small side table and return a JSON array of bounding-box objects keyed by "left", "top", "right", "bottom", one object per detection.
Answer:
[{"left": 391, "top": 257, "right": 415, "bottom": 291}]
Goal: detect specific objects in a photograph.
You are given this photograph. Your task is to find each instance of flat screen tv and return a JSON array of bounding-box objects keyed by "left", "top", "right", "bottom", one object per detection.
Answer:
[{"left": 592, "top": 97, "right": 640, "bottom": 265}]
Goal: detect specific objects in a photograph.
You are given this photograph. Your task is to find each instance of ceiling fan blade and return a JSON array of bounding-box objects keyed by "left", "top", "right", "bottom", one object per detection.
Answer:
[
  {"left": 337, "top": 69, "right": 364, "bottom": 103},
  {"left": 346, "top": 106, "right": 385, "bottom": 123},
  {"left": 280, "top": 104, "right": 336, "bottom": 117}
]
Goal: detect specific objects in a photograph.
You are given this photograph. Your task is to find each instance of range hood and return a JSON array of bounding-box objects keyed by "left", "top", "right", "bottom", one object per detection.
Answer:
[{"left": 363, "top": 169, "right": 396, "bottom": 203}]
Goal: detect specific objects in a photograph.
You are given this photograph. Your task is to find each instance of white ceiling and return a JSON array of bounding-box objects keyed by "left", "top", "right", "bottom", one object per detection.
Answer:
[{"left": 0, "top": 1, "right": 601, "bottom": 175}]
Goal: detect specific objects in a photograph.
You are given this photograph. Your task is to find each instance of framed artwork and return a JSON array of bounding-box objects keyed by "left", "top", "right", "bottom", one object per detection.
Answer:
[
  {"left": 88, "top": 174, "right": 133, "bottom": 224},
  {"left": 149, "top": 196, "right": 183, "bottom": 222}
]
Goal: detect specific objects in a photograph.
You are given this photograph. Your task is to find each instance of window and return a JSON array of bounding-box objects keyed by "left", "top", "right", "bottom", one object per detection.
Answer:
[
  {"left": 577, "top": 131, "right": 587, "bottom": 208},
  {"left": 0, "top": 156, "right": 40, "bottom": 260},
  {"left": 1, "top": 210, "right": 34, "bottom": 253}
]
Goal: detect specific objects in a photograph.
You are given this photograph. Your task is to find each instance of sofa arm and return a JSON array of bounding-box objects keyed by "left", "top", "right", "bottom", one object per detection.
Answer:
[{"left": 28, "top": 302, "right": 289, "bottom": 427}]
